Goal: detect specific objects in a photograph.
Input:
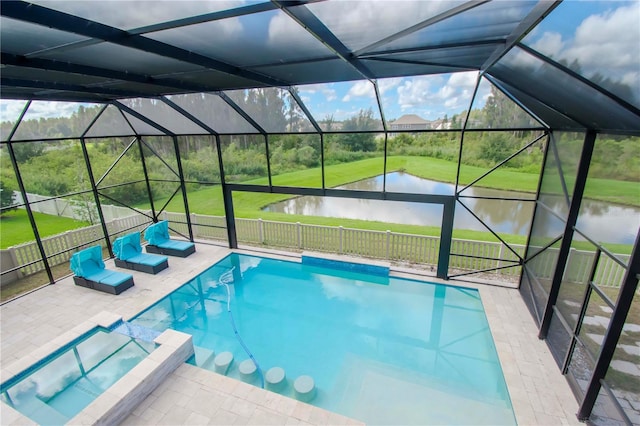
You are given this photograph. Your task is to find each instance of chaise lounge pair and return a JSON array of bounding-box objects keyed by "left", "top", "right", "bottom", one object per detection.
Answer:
[{"left": 70, "top": 221, "right": 195, "bottom": 295}]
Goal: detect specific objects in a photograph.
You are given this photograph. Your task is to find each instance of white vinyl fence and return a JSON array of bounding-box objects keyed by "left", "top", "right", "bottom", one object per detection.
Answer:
[
  {"left": 163, "top": 212, "right": 630, "bottom": 287},
  {"left": 1, "top": 210, "right": 631, "bottom": 289}
]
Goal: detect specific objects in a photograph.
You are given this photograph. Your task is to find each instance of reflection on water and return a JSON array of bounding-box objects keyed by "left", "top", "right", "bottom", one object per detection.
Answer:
[
  {"left": 1, "top": 330, "right": 153, "bottom": 425},
  {"left": 264, "top": 172, "right": 639, "bottom": 244}
]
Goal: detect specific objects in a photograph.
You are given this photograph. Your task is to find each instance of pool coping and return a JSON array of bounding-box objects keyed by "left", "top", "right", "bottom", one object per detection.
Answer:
[{"left": 1, "top": 311, "right": 194, "bottom": 426}]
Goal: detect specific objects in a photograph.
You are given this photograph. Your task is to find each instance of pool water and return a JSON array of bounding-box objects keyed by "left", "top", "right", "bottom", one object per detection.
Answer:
[
  {"left": 0, "top": 327, "right": 155, "bottom": 425},
  {"left": 131, "top": 253, "right": 516, "bottom": 425}
]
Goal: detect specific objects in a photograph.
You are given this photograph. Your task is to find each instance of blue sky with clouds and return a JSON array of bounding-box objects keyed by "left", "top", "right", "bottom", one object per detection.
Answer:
[{"left": 1, "top": 1, "right": 637, "bottom": 126}]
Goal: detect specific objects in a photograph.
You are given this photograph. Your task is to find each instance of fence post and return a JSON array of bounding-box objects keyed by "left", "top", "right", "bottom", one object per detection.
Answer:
[
  {"left": 563, "top": 248, "right": 576, "bottom": 282},
  {"left": 386, "top": 230, "right": 391, "bottom": 259},
  {"left": 258, "top": 218, "right": 264, "bottom": 244},
  {"left": 64, "top": 230, "right": 74, "bottom": 263},
  {"left": 8, "top": 247, "right": 24, "bottom": 279},
  {"left": 339, "top": 226, "right": 344, "bottom": 254},
  {"left": 191, "top": 213, "right": 198, "bottom": 238},
  {"left": 497, "top": 242, "right": 505, "bottom": 271},
  {"left": 297, "top": 222, "right": 302, "bottom": 249}
]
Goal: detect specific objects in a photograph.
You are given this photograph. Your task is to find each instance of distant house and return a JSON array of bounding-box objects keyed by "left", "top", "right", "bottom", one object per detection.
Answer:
[
  {"left": 389, "top": 114, "right": 430, "bottom": 134},
  {"left": 430, "top": 118, "right": 452, "bottom": 130}
]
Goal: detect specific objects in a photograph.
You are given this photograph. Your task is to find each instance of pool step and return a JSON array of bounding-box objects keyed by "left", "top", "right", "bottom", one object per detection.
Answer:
[{"left": 193, "top": 346, "right": 217, "bottom": 370}]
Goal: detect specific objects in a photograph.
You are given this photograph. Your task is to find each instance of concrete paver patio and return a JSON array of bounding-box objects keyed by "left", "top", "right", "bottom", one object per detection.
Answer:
[{"left": 1, "top": 243, "right": 580, "bottom": 425}]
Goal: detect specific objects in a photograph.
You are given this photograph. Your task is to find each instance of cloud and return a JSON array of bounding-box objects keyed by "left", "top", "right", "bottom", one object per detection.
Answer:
[
  {"left": 530, "top": 31, "right": 564, "bottom": 58},
  {"left": 299, "top": 84, "right": 338, "bottom": 102},
  {"left": 0, "top": 100, "right": 29, "bottom": 124},
  {"left": 342, "top": 81, "right": 375, "bottom": 102},
  {"left": 324, "top": 89, "right": 337, "bottom": 102},
  {"left": 568, "top": 3, "right": 639, "bottom": 70},
  {"left": 308, "top": 1, "right": 457, "bottom": 52},
  {"left": 377, "top": 77, "right": 403, "bottom": 95},
  {"left": 397, "top": 76, "right": 432, "bottom": 110},
  {"left": 396, "top": 72, "right": 478, "bottom": 116},
  {"left": 268, "top": 12, "right": 326, "bottom": 57},
  {"left": 1, "top": 101, "right": 88, "bottom": 122},
  {"left": 31, "top": 0, "right": 244, "bottom": 30},
  {"left": 529, "top": 2, "right": 640, "bottom": 102}
]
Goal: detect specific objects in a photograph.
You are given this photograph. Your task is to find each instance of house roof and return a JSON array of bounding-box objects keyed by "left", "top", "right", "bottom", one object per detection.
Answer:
[
  {"left": 390, "top": 114, "right": 430, "bottom": 125},
  {"left": 1, "top": 0, "right": 639, "bottom": 133}
]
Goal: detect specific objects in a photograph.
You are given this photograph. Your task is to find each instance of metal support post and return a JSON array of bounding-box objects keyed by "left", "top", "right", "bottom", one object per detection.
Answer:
[
  {"left": 223, "top": 186, "right": 237, "bottom": 248},
  {"left": 172, "top": 136, "right": 193, "bottom": 241},
  {"left": 214, "top": 134, "right": 237, "bottom": 249},
  {"left": 539, "top": 130, "right": 596, "bottom": 339},
  {"left": 437, "top": 198, "right": 455, "bottom": 279}
]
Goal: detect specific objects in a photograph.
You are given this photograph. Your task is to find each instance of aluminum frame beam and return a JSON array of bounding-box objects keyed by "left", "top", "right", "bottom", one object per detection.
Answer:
[
  {"left": 272, "top": 1, "right": 374, "bottom": 80},
  {"left": 538, "top": 130, "right": 596, "bottom": 339}
]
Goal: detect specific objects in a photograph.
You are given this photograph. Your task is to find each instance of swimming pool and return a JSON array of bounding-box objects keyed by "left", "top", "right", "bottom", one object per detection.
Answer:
[
  {"left": 0, "top": 326, "right": 155, "bottom": 425},
  {"left": 131, "top": 253, "right": 516, "bottom": 425}
]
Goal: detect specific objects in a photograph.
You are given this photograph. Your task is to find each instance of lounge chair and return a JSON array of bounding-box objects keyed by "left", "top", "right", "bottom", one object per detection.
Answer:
[
  {"left": 143, "top": 220, "right": 196, "bottom": 258},
  {"left": 113, "top": 231, "right": 169, "bottom": 274},
  {"left": 70, "top": 245, "right": 134, "bottom": 295}
]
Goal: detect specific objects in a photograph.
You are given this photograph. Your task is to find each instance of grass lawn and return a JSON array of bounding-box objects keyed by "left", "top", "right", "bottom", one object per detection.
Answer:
[{"left": 0, "top": 210, "right": 89, "bottom": 248}]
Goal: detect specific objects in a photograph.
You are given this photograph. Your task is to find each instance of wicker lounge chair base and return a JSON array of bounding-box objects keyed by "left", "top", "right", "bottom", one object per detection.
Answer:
[
  {"left": 145, "top": 243, "right": 196, "bottom": 258},
  {"left": 73, "top": 274, "right": 134, "bottom": 295},
  {"left": 144, "top": 221, "right": 196, "bottom": 258},
  {"left": 114, "top": 257, "right": 168, "bottom": 274},
  {"left": 70, "top": 245, "right": 135, "bottom": 295}
]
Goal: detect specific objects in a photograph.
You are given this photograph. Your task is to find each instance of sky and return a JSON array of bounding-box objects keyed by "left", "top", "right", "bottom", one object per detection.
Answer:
[
  {"left": 1, "top": 0, "right": 637, "bottom": 126},
  {"left": 297, "top": 71, "right": 482, "bottom": 122}
]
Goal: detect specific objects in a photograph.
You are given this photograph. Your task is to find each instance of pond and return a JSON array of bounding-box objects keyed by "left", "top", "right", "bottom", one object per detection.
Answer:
[{"left": 263, "top": 172, "right": 639, "bottom": 245}]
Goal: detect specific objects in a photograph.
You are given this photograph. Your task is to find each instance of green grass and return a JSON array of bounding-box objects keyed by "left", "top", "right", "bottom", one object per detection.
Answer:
[{"left": 0, "top": 210, "right": 89, "bottom": 248}]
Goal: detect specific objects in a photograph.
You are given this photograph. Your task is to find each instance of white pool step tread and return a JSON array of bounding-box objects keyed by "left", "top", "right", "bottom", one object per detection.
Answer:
[
  {"left": 238, "top": 359, "right": 257, "bottom": 382},
  {"left": 193, "top": 347, "right": 216, "bottom": 370},
  {"left": 265, "top": 367, "right": 286, "bottom": 392},
  {"left": 294, "top": 375, "right": 316, "bottom": 402},
  {"left": 213, "top": 351, "right": 233, "bottom": 375}
]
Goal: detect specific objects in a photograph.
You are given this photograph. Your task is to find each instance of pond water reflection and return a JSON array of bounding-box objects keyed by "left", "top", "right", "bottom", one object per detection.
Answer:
[{"left": 263, "top": 172, "right": 639, "bottom": 245}]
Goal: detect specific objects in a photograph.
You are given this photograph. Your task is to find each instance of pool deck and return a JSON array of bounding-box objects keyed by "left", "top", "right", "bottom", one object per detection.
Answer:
[{"left": 0, "top": 242, "right": 581, "bottom": 425}]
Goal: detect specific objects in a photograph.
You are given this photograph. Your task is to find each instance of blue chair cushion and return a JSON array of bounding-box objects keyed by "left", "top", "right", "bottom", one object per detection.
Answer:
[
  {"left": 157, "top": 240, "right": 194, "bottom": 251},
  {"left": 144, "top": 221, "right": 170, "bottom": 246},
  {"left": 127, "top": 253, "right": 168, "bottom": 267},
  {"left": 70, "top": 246, "right": 105, "bottom": 277},
  {"left": 113, "top": 232, "right": 142, "bottom": 261},
  {"left": 97, "top": 271, "right": 133, "bottom": 286},
  {"left": 84, "top": 269, "right": 116, "bottom": 282}
]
